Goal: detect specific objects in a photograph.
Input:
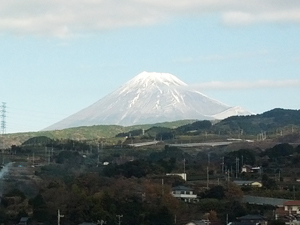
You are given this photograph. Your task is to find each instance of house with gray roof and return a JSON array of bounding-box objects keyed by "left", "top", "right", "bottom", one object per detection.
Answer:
[{"left": 171, "top": 185, "right": 198, "bottom": 202}]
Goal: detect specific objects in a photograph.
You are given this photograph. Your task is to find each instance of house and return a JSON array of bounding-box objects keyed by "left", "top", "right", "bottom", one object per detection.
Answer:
[
  {"left": 233, "top": 180, "right": 262, "bottom": 188},
  {"left": 239, "top": 214, "right": 267, "bottom": 225},
  {"left": 186, "top": 220, "right": 209, "bottom": 225},
  {"left": 230, "top": 214, "right": 267, "bottom": 225},
  {"left": 171, "top": 185, "right": 198, "bottom": 202},
  {"left": 241, "top": 165, "right": 261, "bottom": 174},
  {"left": 275, "top": 201, "right": 300, "bottom": 224},
  {"left": 166, "top": 173, "right": 187, "bottom": 181},
  {"left": 186, "top": 220, "right": 222, "bottom": 225},
  {"left": 284, "top": 200, "right": 300, "bottom": 215}
]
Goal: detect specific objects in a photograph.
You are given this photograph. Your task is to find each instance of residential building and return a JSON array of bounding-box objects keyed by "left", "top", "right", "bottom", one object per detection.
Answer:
[
  {"left": 241, "top": 165, "right": 261, "bottom": 174},
  {"left": 229, "top": 214, "right": 267, "bottom": 225},
  {"left": 275, "top": 200, "right": 300, "bottom": 224},
  {"left": 171, "top": 185, "right": 197, "bottom": 202},
  {"left": 166, "top": 173, "right": 187, "bottom": 181}
]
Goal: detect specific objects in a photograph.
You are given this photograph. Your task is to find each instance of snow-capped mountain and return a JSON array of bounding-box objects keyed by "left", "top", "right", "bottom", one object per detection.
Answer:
[{"left": 45, "top": 71, "right": 251, "bottom": 130}]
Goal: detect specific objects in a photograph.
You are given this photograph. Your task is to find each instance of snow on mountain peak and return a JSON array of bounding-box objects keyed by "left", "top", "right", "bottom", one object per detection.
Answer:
[{"left": 126, "top": 71, "right": 188, "bottom": 88}]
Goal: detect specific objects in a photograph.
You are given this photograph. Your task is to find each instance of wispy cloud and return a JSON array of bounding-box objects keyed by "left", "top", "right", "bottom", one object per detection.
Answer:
[
  {"left": 1, "top": 1, "right": 300, "bottom": 37},
  {"left": 191, "top": 79, "right": 300, "bottom": 90},
  {"left": 222, "top": 9, "right": 300, "bottom": 26},
  {"left": 201, "top": 50, "right": 269, "bottom": 62}
]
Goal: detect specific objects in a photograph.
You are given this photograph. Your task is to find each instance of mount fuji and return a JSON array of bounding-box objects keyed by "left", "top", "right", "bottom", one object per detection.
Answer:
[{"left": 45, "top": 72, "right": 251, "bottom": 130}]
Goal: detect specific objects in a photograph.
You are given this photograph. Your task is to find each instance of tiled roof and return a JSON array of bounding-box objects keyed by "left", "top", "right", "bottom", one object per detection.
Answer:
[
  {"left": 172, "top": 185, "right": 192, "bottom": 191},
  {"left": 284, "top": 201, "right": 300, "bottom": 206},
  {"left": 238, "top": 214, "right": 265, "bottom": 220},
  {"left": 234, "top": 181, "right": 255, "bottom": 185}
]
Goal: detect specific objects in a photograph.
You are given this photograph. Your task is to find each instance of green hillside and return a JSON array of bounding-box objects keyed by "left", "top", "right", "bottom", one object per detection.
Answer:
[
  {"left": 3, "top": 119, "right": 195, "bottom": 147},
  {"left": 3, "top": 108, "right": 300, "bottom": 148},
  {"left": 213, "top": 108, "right": 300, "bottom": 135}
]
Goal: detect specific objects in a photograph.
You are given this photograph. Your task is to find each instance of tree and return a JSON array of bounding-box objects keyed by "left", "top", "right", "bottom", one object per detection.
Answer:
[
  {"left": 55, "top": 150, "right": 84, "bottom": 165},
  {"left": 225, "top": 183, "right": 243, "bottom": 201},
  {"left": 103, "top": 160, "right": 164, "bottom": 178},
  {"left": 268, "top": 220, "right": 285, "bottom": 225},
  {"left": 203, "top": 210, "right": 219, "bottom": 221},
  {"left": 29, "top": 194, "right": 50, "bottom": 222},
  {"left": 204, "top": 185, "right": 225, "bottom": 200},
  {"left": 225, "top": 149, "right": 256, "bottom": 168},
  {"left": 262, "top": 174, "right": 277, "bottom": 190},
  {"left": 262, "top": 143, "right": 294, "bottom": 159}
]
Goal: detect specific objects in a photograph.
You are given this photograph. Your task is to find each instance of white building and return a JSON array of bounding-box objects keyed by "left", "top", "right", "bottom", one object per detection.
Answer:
[{"left": 171, "top": 185, "right": 197, "bottom": 202}]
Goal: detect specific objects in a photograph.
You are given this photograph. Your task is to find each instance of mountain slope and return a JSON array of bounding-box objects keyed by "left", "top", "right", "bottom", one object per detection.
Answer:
[{"left": 45, "top": 71, "right": 250, "bottom": 130}]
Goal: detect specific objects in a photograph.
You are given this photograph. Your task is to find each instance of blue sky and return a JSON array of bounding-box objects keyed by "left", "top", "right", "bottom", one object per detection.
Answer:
[{"left": 0, "top": 1, "right": 300, "bottom": 133}]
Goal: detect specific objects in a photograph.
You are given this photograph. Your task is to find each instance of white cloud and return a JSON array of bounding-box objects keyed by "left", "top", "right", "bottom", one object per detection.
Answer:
[
  {"left": 202, "top": 50, "right": 269, "bottom": 61},
  {"left": 222, "top": 9, "right": 300, "bottom": 25},
  {"left": 1, "top": 0, "right": 300, "bottom": 37},
  {"left": 174, "top": 50, "right": 268, "bottom": 64},
  {"left": 191, "top": 79, "right": 300, "bottom": 90}
]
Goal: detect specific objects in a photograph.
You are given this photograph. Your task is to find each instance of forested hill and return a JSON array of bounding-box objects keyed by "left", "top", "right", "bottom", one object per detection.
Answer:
[
  {"left": 115, "top": 108, "right": 300, "bottom": 139},
  {"left": 3, "top": 108, "right": 300, "bottom": 147},
  {"left": 3, "top": 120, "right": 195, "bottom": 147},
  {"left": 212, "top": 108, "right": 300, "bottom": 135}
]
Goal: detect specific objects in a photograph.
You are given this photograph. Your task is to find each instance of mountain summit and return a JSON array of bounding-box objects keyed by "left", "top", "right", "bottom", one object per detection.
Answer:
[{"left": 45, "top": 72, "right": 250, "bottom": 130}]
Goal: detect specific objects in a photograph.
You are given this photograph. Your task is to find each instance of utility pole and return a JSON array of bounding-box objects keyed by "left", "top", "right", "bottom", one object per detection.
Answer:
[
  {"left": 98, "top": 220, "right": 106, "bottom": 225},
  {"left": 57, "top": 209, "right": 64, "bottom": 225},
  {"left": 207, "top": 153, "right": 210, "bottom": 188},
  {"left": 293, "top": 185, "right": 296, "bottom": 200},
  {"left": 207, "top": 153, "right": 210, "bottom": 166},
  {"left": 0, "top": 102, "right": 6, "bottom": 135},
  {"left": 221, "top": 157, "right": 224, "bottom": 174},
  {"left": 206, "top": 166, "right": 209, "bottom": 189},
  {"left": 235, "top": 157, "right": 239, "bottom": 178},
  {"left": 45, "top": 147, "right": 47, "bottom": 163},
  {"left": 241, "top": 155, "right": 244, "bottom": 167},
  {"left": 97, "top": 142, "right": 100, "bottom": 165},
  {"left": 48, "top": 147, "right": 51, "bottom": 164},
  {"left": 116, "top": 215, "right": 123, "bottom": 225},
  {"left": 227, "top": 169, "right": 230, "bottom": 187}
]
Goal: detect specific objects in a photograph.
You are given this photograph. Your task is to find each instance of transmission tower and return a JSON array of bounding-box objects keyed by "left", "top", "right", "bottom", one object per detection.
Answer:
[
  {"left": 1, "top": 102, "right": 6, "bottom": 135},
  {"left": 1, "top": 102, "right": 6, "bottom": 151}
]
